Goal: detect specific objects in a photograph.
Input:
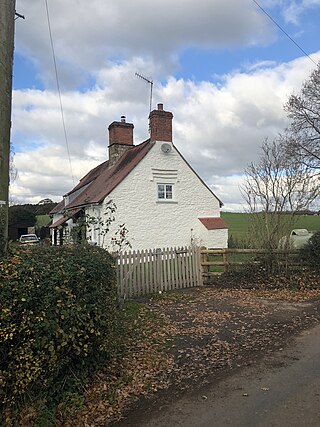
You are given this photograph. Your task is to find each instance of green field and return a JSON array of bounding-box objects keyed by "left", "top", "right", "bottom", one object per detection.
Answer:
[
  {"left": 208, "top": 212, "right": 320, "bottom": 272},
  {"left": 221, "top": 212, "right": 320, "bottom": 241},
  {"left": 36, "top": 214, "right": 51, "bottom": 228}
]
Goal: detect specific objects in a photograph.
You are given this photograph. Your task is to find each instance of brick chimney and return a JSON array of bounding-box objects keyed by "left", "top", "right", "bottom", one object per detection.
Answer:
[
  {"left": 108, "top": 116, "right": 134, "bottom": 167},
  {"left": 149, "top": 103, "right": 173, "bottom": 142}
]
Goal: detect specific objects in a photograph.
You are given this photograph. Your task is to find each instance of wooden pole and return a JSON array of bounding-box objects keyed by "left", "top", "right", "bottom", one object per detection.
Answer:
[
  {"left": 200, "top": 246, "right": 208, "bottom": 284},
  {"left": 0, "top": 0, "right": 15, "bottom": 257}
]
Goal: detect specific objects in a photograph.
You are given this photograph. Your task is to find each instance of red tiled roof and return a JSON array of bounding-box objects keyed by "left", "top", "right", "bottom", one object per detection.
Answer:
[
  {"left": 199, "top": 217, "right": 228, "bottom": 230},
  {"left": 65, "top": 160, "right": 110, "bottom": 196},
  {"left": 49, "top": 216, "right": 68, "bottom": 228},
  {"left": 49, "top": 199, "right": 65, "bottom": 214},
  {"left": 65, "top": 140, "right": 153, "bottom": 209},
  {"left": 49, "top": 208, "right": 81, "bottom": 228}
]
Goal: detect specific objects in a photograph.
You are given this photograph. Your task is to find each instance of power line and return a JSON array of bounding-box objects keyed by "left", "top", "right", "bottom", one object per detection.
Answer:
[
  {"left": 251, "top": 0, "right": 317, "bottom": 66},
  {"left": 44, "top": 0, "right": 75, "bottom": 185}
]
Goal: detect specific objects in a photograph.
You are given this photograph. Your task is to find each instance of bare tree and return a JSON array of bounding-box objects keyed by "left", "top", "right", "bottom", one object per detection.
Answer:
[
  {"left": 242, "top": 139, "right": 319, "bottom": 251},
  {"left": 284, "top": 63, "right": 320, "bottom": 171}
]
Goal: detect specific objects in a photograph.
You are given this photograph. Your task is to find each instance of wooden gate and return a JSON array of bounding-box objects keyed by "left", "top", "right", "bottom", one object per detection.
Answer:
[{"left": 116, "top": 246, "right": 202, "bottom": 298}]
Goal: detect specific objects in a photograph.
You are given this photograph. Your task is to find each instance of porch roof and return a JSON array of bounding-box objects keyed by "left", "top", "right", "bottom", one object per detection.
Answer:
[
  {"left": 49, "top": 208, "right": 81, "bottom": 228},
  {"left": 199, "top": 217, "right": 228, "bottom": 230}
]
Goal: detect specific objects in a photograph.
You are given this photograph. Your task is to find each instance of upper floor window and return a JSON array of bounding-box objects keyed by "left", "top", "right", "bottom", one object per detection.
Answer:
[{"left": 157, "top": 184, "right": 173, "bottom": 200}]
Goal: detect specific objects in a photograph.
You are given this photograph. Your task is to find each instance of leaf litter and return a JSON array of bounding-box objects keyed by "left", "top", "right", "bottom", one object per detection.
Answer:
[{"left": 60, "top": 286, "right": 320, "bottom": 426}]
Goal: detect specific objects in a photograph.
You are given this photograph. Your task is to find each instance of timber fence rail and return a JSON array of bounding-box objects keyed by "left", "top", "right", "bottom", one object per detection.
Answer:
[
  {"left": 116, "top": 246, "right": 203, "bottom": 298},
  {"left": 116, "top": 247, "right": 301, "bottom": 297},
  {"left": 200, "top": 248, "right": 300, "bottom": 279}
]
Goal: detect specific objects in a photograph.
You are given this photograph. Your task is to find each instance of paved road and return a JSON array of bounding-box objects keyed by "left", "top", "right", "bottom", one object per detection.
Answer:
[{"left": 124, "top": 324, "right": 320, "bottom": 427}]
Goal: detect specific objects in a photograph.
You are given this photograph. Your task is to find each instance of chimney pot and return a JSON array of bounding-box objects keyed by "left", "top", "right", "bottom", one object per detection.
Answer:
[
  {"left": 157, "top": 103, "right": 163, "bottom": 111},
  {"left": 121, "top": 115, "right": 126, "bottom": 123}
]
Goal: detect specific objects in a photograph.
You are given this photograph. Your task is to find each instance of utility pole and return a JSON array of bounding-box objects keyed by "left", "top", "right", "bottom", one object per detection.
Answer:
[{"left": 0, "top": 0, "right": 15, "bottom": 257}]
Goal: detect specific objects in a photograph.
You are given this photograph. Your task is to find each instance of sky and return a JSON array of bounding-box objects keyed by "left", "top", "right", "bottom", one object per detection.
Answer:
[{"left": 10, "top": 0, "right": 320, "bottom": 211}]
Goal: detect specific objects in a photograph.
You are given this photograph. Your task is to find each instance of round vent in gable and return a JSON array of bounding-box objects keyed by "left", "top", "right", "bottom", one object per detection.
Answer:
[{"left": 161, "top": 143, "right": 172, "bottom": 153}]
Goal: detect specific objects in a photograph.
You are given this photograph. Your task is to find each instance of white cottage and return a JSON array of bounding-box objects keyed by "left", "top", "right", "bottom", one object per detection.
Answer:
[{"left": 50, "top": 104, "right": 228, "bottom": 250}]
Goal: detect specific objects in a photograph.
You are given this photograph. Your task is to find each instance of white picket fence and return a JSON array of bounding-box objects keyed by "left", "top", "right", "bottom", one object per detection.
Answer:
[{"left": 115, "top": 246, "right": 203, "bottom": 298}]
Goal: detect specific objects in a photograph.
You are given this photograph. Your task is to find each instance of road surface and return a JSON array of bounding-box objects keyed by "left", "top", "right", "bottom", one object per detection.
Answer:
[{"left": 120, "top": 324, "right": 320, "bottom": 427}]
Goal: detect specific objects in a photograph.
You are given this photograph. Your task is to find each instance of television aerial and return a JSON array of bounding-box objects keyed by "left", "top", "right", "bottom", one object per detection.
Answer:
[{"left": 135, "top": 72, "right": 153, "bottom": 113}]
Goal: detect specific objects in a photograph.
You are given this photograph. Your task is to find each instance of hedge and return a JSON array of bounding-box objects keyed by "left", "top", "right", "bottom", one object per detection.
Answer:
[
  {"left": 300, "top": 231, "right": 320, "bottom": 271},
  {"left": 0, "top": 245, "right": 118, "bottom": 412}
]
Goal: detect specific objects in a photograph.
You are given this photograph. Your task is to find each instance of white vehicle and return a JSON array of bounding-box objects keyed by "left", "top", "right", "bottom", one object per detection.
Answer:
[
  {"left": 19, "top": 234, "right": 40, "bottom": 245},
  {"left": 278, "top": 229, "right": 313, "bottom": 249}
]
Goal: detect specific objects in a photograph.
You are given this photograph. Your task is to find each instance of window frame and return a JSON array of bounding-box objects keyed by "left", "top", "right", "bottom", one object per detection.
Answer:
[{"left": 157, "top": 183, "right": 174, "bottom": 202}]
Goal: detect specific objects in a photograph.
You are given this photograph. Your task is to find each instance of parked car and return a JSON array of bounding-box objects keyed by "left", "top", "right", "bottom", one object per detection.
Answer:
[{"left": 19, "top": 234, "right": 40, "bottom": 245}]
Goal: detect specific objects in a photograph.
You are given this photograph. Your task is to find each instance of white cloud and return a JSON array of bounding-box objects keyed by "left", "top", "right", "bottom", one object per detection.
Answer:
[
  {"left": 282, "top": 0, "right": 320, "bottom": 24},
  {"left": 15, "top": 0, "right": 274, "bottom": 88},
  {"left": 11, "top": 53, "right": 320, "bottom": 208},
  {"left": 10, "top": 0, "right": 320, "bottom": 209}
]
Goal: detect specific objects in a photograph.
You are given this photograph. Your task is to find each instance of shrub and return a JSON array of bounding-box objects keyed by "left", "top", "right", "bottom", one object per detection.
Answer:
[
  {"left": 0, "top": 245, "right": 117, "bottom": 415},
  {"left": 300, "top": 231, "right": 320, "bottom": 271},
  {"left": 227, "top": 234, "right": 250, "bottom": 249}
]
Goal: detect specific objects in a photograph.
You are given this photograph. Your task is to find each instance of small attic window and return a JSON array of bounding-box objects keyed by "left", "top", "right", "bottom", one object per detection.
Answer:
[{"left": 157, "top": 184, "right": 173, "bottom": 200}]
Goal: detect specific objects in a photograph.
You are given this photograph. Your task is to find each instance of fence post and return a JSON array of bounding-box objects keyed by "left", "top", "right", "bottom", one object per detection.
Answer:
[
  {"left": 113, "top": 253, "right": 120, "bottom": 299},
  {"left": 200, "top": 246, "right": 208, "bottom": 285},
  {"left": 223, "top": 249, "right": 228, "bottom": 273},
  {"left": 195, "top": 246, "right": 203, "bottom": 286}
]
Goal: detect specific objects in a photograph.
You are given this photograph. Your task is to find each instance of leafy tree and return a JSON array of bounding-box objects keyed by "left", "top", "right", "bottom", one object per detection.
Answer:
[
  {"left": 8, "top": 206, "right": 36, "bottom": 227},
  {"left": 284, "top": 63, "right": 320, "bottom": 171},
  {"left": 9, "top": 202, "right": 57, "bottom": 219}
]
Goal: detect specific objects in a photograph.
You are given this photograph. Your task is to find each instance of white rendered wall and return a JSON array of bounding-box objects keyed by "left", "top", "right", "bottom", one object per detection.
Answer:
[
  {"left": 50, "top": 213, "right": 63, "bottom": 245},
  {"left": 202, "top": 229, "right": 228, "bottom": 249},
  {"left": 86, "top": 205, "right": 102, "bottom": 246},
  {"left": 97, "top": 141, "right": 228, "bottom": 251}
]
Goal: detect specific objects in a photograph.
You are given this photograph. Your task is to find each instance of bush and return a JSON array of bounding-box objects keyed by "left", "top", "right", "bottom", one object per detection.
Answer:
[
  {"left": 227, "top": 234, "right": 250, "bottom": 249},
  {"left": 300, "top": 231, "right": 320, "bottom": 271},
  {"left": 0, "top": 245, "right": 117, "bottom": 415}
]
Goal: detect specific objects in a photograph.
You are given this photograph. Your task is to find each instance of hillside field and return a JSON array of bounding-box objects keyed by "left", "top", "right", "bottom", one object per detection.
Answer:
[
  {"left": 221, "top": 212, "right": 320, "bottom": 241},
  {"left": 36, "top": 214, "right": 51, "bottom": 228}
]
